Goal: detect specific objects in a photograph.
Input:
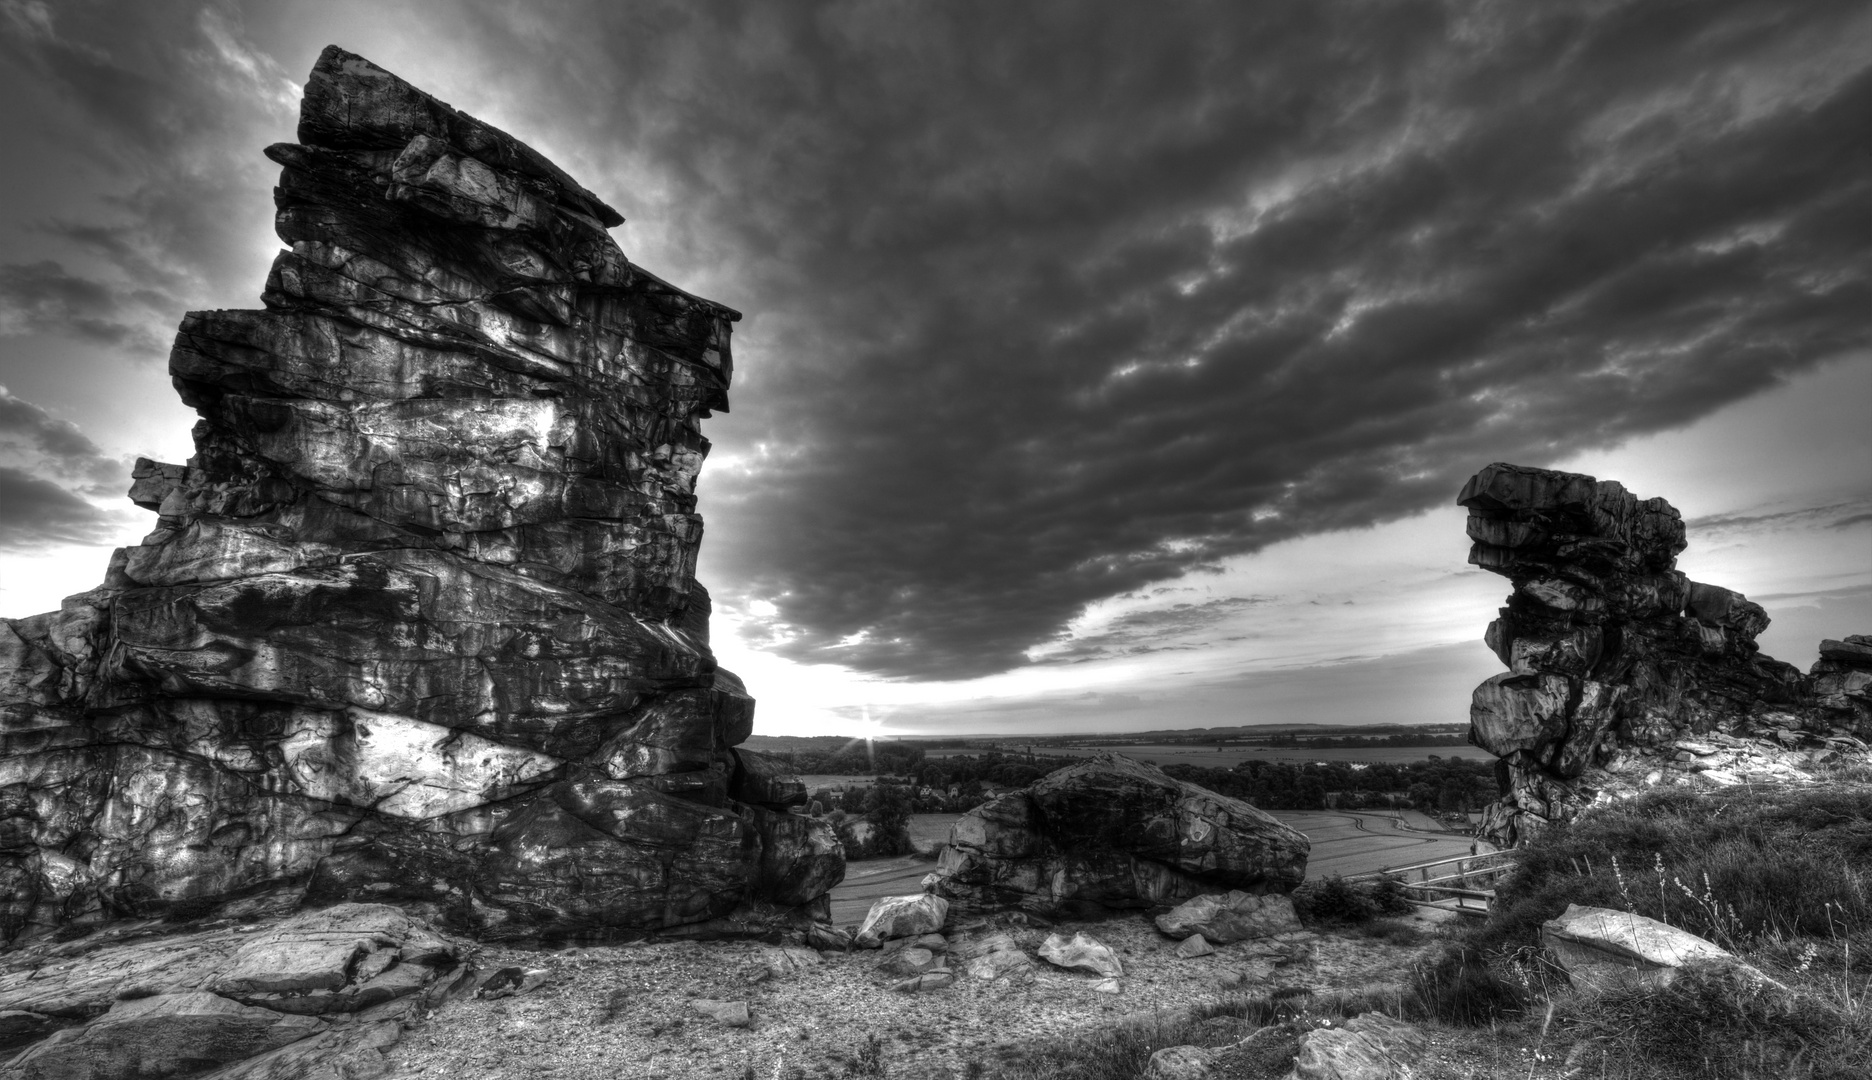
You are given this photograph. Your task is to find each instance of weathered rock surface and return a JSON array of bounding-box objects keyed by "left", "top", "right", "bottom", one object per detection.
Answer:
[
  {"left": 854, "top": 894, "right": 948, "bottom": 948},
  {"left": 1145, "top": 1045, "right": 1216, "bottom": 1079},
  {"left": 1288, "top": 1011, "right": 1427, "bottom": 1080},
  {"left": 1037, "top": 931, "right": 1124, "bottom": 977},
  {"left": 0, "top": 46, "right": 838, "bottom": 944},
  {"left": 1539, "top": 903, "right": 1745, "bottom": 993},
  {"left": 9, "top": 992, "right": 324, "bottom": 1080},
  {"left": 1155, "top": 891, "right": 1301, "bottom": 944},
  {"left": 1458, "top": 463, "right": 1867, "bottom": 845},
  {"left": 925, "top": 752, "right": 1308, "bottom": 917},
  {"left": 0, "top": 902, "right": 465, "bottom": 1078}
]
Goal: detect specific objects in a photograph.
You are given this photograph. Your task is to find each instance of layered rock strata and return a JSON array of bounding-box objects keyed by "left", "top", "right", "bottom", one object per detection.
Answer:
[
  {"left": 924, "top": 753, "right": 1309, "bottom": 917},
  {"left": 1459, "top": 463, "right": 1867, "bottom": 846},
  {"left": 0, "top": 46, "right": 840, "bottom": 944}
]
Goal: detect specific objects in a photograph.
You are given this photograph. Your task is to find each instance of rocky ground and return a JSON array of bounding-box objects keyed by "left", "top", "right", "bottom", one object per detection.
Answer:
[{"left": 381, "top": 907, "right": 1454, "bottom": 1080}]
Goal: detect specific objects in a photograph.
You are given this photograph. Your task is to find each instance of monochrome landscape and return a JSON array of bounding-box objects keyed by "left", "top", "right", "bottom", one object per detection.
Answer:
[{"left": 1, "top": 6, "right": 1869, "bottom": 1079}]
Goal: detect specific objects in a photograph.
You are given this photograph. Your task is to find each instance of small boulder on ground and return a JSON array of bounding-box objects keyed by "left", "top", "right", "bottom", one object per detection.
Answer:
[
  {"left": 1156, "top": 890, "right": 1300, "bottom": 944},
  {"left": 926, "top": 753, "right": 1309, "bottom": 916},
  {"left": 956, "top": 932, "right": 1034, "bottom": 982},
  {"left": 692, "top": 999, "right": 751, "bottom": 1028},
  {"left": 1037, "top": 931, "right": 1124, "bottom": 978},
  {"left": 1146, "top": 1044, "right": 1215, "bottom": 1079},
  {"left": 877, "top": 947, "right": 942, "bottom": 977},
  {"left": 1289, "top": 1011, "right": 1427, "bottom": 1079},
  {"left": 1177, "top": 934, "right": 1217, "bottom": 958},
  {"left": 1540, "top": 903, "right": 1742, "bottom": 992},
  {"left": 891, "top": 971, "right": 956, "bottom": 993},
  {"left": 855, "top": 894, "right": 949, "bottom": 948}
]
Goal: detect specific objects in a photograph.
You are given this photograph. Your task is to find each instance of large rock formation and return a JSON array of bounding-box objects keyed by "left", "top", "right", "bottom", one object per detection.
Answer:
[
  {"left": 1459, "top": 463, "right": 1868, "bottom": 846},
  {"left": 0, "top": 46, "right": 840, "bottom": 945},
  {"left": 924, "top": 753, "right": 1309, "bottom": 917}
]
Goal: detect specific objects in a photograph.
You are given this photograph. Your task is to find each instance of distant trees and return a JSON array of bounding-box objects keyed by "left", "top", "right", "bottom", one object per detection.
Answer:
[{"left": 792, "top": 745, "right": 1496, "bottom": 819}]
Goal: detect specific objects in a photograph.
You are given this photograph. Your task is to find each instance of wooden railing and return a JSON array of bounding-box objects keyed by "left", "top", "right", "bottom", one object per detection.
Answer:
[{"left": 1345, "top": 850, "right": 1513, "bottom": 918}]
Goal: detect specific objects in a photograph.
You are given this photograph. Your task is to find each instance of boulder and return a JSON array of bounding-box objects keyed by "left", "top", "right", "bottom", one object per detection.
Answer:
[
  {"left": 1145, "top": 1045, "right": 1215, "bottom": 1079},
  {"left": 1456, "top": 463, "right": 1863, "bottom": 846},
  {"left": 1289, "top": 1011, "right": 1427, "bottom": 1080},
  {"left": 956, "top": 932, "right": 1035, "bottom": 982},
  {"left": 0, "top": 44, "right": 840, "bottom": 945},
  {"left": 1155, "top": 891, "right": 1300, "bottom": 943},
  {"left": 926, "top": 753, "right": 1308, "bottom": 916},
  {"left": 1037, "top": 931, "right": 1124, "bottom": 978},
  {"left": 1540, "top": 904, "right": 1741, "bottom": 993},
  {"left": 855, "top": 894, "right": 949, "bottom": 948},
  {"left": 1176, "top": 934, "right": 1217, "bottom": 958}
]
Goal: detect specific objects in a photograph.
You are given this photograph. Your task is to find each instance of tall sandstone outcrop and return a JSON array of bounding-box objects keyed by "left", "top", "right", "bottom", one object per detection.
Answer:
[
  {"left": 1460, "top": 463, "right": 1870, "bottom": 846},
  {"left": 0, "top": 46, "right": 840, "bottom": 944}
]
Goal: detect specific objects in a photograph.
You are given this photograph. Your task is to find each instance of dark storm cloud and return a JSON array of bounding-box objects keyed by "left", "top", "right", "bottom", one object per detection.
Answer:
[
  {"left": 0, "top": 0, "right": 295, "bottom": 345},
  {"left": 429, "top": 0, "right": 1872, "bottom": 679},
  {"left": 10, "top": 2, "right": 1865, "bottom": 677},
  {"left": 0, "top": 385, "right": 132, "bottom": 552},
  {"left": 0, "top": 385, "right": 127, "bottom": 494},
  {"left": 0, "top": 466, "right": 121, "bottom": 551},
  {"left": 0, "top": 260, "right": 170, "bottom": 353}
]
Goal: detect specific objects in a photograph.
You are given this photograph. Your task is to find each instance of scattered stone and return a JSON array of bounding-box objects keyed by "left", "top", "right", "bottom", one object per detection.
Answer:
[
  {"left": 1540, "top": 904, "right": 1750, "bottom": 993},
  {"left": 807, "top": 923, "right": 854, "bottom": 952},
  {"left": 1289, "top": 1011, "right": 1427, "bottom": 1079},
  {"left": 1038, "top": 931, "right": 1124, "bottom": 977},
  {"left": 1156, "top": 891, "right": 1300, "bottom": 943},
  {"left": 692, "top": 999, "right": 752, "bottom": 1028},
  {"left": 1176, "top": 934, "right": 1217, "bottom": 958},
  {"left": 877, "top": 947, "right": 941, "bottom": 977},
  {"left": 476, "top": 967, "right": 553, "bottom": 1000},
  {"left": 760, "top": 946, "right": 823, "bottom": 980},
  {"left": 1145, "top": 1044, "right": 1215, "bottom": 1079},
  {"left": 956, "top": 932, "right": 1035, "bottom": 982},
  {"left": 890, "top": 972, "right": 956, "bottom": 993},
  {"left": 926, "top": 754, "right": 1309, "bottom": 917},
  {"left": 855, "top": 894, "right": 949, "bottom": 948}
]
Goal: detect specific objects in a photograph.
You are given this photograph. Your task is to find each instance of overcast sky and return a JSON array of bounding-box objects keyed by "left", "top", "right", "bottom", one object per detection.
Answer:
[{"left": 1, "top": 0, "right": 1867, "bottom": 736}]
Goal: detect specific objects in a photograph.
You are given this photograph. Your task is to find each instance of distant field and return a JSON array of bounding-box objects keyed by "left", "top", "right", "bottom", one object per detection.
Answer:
[{"left": 920, "top": 743, "right": 1488, "bottom": 766}]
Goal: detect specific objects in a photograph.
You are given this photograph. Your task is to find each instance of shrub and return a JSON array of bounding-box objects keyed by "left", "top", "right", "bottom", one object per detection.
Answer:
[
  {"left": 1407, "top": 942, "right": 1533, "bottom": 1026},
  {"left": 1293, "top": 875, "right": 1412, "bottom": 923},
  {"left": 1563, "top": 958, "right": 1872, "bottom": 1079},
  {"left": 1476, "top": 785, "right": 1872, "bottom": 955}
]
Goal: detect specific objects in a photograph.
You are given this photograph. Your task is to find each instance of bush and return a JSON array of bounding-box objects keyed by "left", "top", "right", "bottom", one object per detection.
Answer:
[
  {"left": 1406, "top": 942, "right": 1534, "bottom": 1026},
  {"left": 1293, "top": 875, "right": 1413, "bottom": 924},
  {"left": 1563, "top": 958, "right": 1872, "bottom": 1079},
  {"left": 1477, "top": 784, "right": 1872, "bottom": 955}
]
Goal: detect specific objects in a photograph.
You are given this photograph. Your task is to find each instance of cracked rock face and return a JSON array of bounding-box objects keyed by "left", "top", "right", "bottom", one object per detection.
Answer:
[
  {"left": 0, "top": 46, "right": 840, "bottom": 944},
  {"left": 1458, "top": 463, "right": 1868, "bottom": 847}
]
